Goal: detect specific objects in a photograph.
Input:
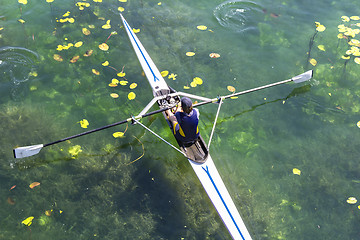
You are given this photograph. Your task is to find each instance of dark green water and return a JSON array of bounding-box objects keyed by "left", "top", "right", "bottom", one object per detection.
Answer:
[{"left": 1, "top": 0, "right": 360, "bottom": 239}]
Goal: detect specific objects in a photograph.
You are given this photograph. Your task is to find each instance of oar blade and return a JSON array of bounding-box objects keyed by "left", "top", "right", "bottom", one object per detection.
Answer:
[
  {"left": 292, "top": 70, "right": 313, "bottom": 83},
  {"left": 13, "top": 144, "right": 44, "bottom": 158}
]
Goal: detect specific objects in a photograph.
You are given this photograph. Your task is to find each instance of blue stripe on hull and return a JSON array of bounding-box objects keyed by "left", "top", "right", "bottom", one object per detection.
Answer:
[
  {"left": 122, "top": 18, "right": 160, "bottom": 82},
  {"left": 202, "top": 165, "right": 245, "bottom": 240}
]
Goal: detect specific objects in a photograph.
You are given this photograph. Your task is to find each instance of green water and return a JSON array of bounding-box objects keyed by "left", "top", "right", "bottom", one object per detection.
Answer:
[{"left": 1, "top": 0, "right": 360, "bottom": 239}]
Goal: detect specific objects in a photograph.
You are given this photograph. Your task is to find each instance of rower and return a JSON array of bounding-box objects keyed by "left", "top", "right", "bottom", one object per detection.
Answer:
[{"left": 166, "top": 97, "right": 200, "bottom": 146}]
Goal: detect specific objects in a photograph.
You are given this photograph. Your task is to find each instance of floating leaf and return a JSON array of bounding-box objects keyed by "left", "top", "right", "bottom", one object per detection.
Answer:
[
  {"left": 158, "top": 2, "right": 162, "bottom": 5},
  {"left": 74, "top": 41, "right": 83, "bottom": 48},
  {"left": 22, "top": 217, "right": 34, "bottom": 226},
  {"left": 113, "top": 132, "right": 124, "bottom": 138},
  {"left": 92, "top": 69, "right": 100, "bottom": 75},
  {"left": 79, "top": 119, "right": 89, "bottom": 128},
  {"left": 197, "top": 25, "right": 207, "bottom": 30},
  {"left": 93, "top": 0, "right": 102, "bottom": 2},
  {"left": 309, "top": 58, "right": 317, "bottom": 66},
  {"left": 70, "top": 55, "right": 80, "bottom": 63},
  {"left": 168, "top": 73, "right": 177, "bottom": 80},
  {"left": 129, "top": 83, "right": 137, "bottom": 89},
  {"left": 292, "top": 168, "right": 301, "bottom": 175},
  {"left": 227, "top": 86, "right": 236, "bottom": 92},
  {"left": 53, "top": 54, "right": 63, "bottom": 62},
  {"left": 342, "top": 55, "right": 351, "bottom": 60},
  {"left": 82, "top": 28, "right": 91, "bottom": 35},
  {"left": 46, "top": 0, "right": 54, "bottom": 2},
  {"left": 117, "top": 72, "right": 126, "bottom": 77},
  {"left": 102, "top": 20, "right": 111, "bottom": 29},
  {"left": 119, "top": 80, "right": 128, "bottom": 85},
  {"left": 18, "top": 19, "right": 25, "bottom": 24},
  {"left": 18, "top": 0, "right": 27, "bottom": 4},
  {"left": 161, "top": 71, "right": 169, "bottom": 77},
  {"left": 108, "top": 83, "right": 117, "bottom": 87},
  {"left": 316, "top": 24, "right": 326, "bottom": 32},
  {"left": 111, "top": 78, "right": 119, "bottom": 84},
  {"left": 209, "top": 53, "right": 220, "bottom": 58},
  {"left": 9, "top": 185, "right": 16, "bottom": 191},
  {"left": 29, "top": 182, "right": 40, "bottom": 189},
  {"left": 7, "top": 197, "right": 15, "bottom": 205},
  {"left": 128, "top": 92, "right": 136, "bottom": 100},
  {"left": 190, "top": 82, "right": 197, "bottom": 88},
  {"left": 110, "top": 93, "right": 119, "bottom": 98},
  {"left": 83, "top": 49, "right": 93, "bottom": 57},
  {"left": 133, "top": 28, "right": 140, "bottom": 33},
  {"left": 347, "top": 197, "right": 357, "bottom": 204},
  {"left": 102, "top": 60, "right": 109, "bottom": 66},
  {"left": 118, "top": 7, "right": 125, "bottom": 12},
  {"left": 183, "top": 86, "right": 190, "bottom": 89},
  {"left": 69, "top": 145, "right": 82, "bottom": 158},
  {"left": 99, "top": 43, "right": 109, "bottom": 51},
  {"left": 350, "top": 16, "right": 360, "bottom": 20},
  {"left": 341, "top": 16, "right": 350, "bottom": 22},
  {"left": 355, "top": 57, "right": 360, "bottom": 64},
  {"left": 193, "top": 77, "right": 203, "bottom": 85},
  {"left": 318, "top": 45, "right": 325, "bottom": 51},
  {"left": 186, "top": 52, "right": 195, "bottom": 56},
  {"left": 45, "top": 210, "right": 52, "bottom": 216}
]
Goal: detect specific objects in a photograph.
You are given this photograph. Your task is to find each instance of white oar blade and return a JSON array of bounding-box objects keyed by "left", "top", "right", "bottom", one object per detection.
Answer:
[
  {"left": 13, "top": 144, "right": 44, "bottom": 158},
  {"left": 292, "top": 70, "right": 313, "bottom": 83}
]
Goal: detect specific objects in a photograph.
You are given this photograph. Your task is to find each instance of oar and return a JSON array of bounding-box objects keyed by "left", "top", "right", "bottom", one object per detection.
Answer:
[
  {"left": 193, "top": 70, "right": 313, "bottom": 108},
  {"left": 13, "top": 106, "right": 175, "bottom": 159},
  {"left": 13, "top": 70, "right": 312, "bottom": 158}
]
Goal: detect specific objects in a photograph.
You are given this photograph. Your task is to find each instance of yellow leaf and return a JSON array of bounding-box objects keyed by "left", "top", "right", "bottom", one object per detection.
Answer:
[
  {"left": 82, "top": 28, "right": 91, "bottom": 35},
  {"left": 193, "top": 77, "right": 203, "bottom": 85},
  {"left": 357, "top": 121, "right": 360, "bottom": 128},
  {"left": 119, "top": 80, "right": 128, "bottom": 85},
  {"left": 355, "top": 57, "right": 360, "bottom": 64},
  {"left": 119, "top": 0, "right": 127, "bottom": 2},
  {"left": 309, "top": 58, "right": 317, "bottom": 66},
  {"left": 168, "top": 73, "right": 177, "bottom": 80},
  {"left": 88, "top": 24, "right": 95, "bottom": 29},
  {"left": 341, "top": 55, "right": 350, "bottom": 60},
  {"left": 183, "top": 86, "right": 190, "bottom": 89},
  {"left": 293, "top": 168, "right": 301, "bottom": 175},
  {"left": 18, "top": 0, "right": 27, "bottom": 4},
  {"left": 68, "top": 145, "right": 82, "bottom": 158},
  {"left": 18, "top": 19, "right": 25, "bottom": 24},
  {"left": 93, "top": 0, "right": 102, "bottom": 2},
  {"left": 337, "top": 33, "right": 344, "bottom": 39},
  {"left": 79, "top": 119, "right": 89, "bottom": 128},
  {"left": 113, "top": 132, "right": 124, "bottom": 138},
  {"left": 111, "top": 78, "right": 119, "bottom": 84},
  {"left": 29, "top": 182, "right": 40, "bottom": 189},
  {"left": 53, "top": 54, "right": 63, "bottom": 62},
  {"left": 128, "top": 92, "right": 136, "bottom": 100},
  {"left": 63, "top": 11, "right": 70, "bottom": 17},
  {"left": 46, "top": 0, "right": 54, "bottom": 2},
  {"left": 0, "top": 27, "right": 3, "bottom": 31},
  {"left": 22, "top": 217, "right": 34, "bottom": 226},
  {"left": 92, "top": 69, "right": 100, "bottom": 75},
  {"left": 186, "top": 52, "right": 195, "bottom": 56},
  {"left": 227, "top": 86, "right": 236, "bottom": 92},
  {"left": 209, "top": 53, "right": 220, "bottom": 58},
  {"left": 197, "top": 25, "right": 207, "bottom": 30},
  {"left": 110, "top": 93, "right": 119, "bottom": 98},
  {"left": 161, "top": 71, "right": 169, "bottom": 77},
  {"left": 102, "top": 61, "right": 109, "bottom": 66},
  {"left": 350, "top": 16, "right": 360, "bottom": 20},
  {"left": 130, "top": 83, "right": 137, "bottom": 89},
  {"left": 108, "top": 83, "right": 117, "bottom": 87},
  {"left": 117, "top": 72, "right": 126, "bottom": 77},
  {"left": 68, "top": 18, "right": 75, "bottom": 23},
  {"left": 316, "top": 24, "right": 326, "bottom": 32},
  {"left": 347, "top": 197, "right": 357, "bottom": 204},
  {"left": 118, "top": 7, "right": 124, "bottom": 12},
  {"left": 102, "top": 20, "right": 111, "bottom": 29},
  {"left": 190, "top": 82, "right": 197, "bottom": 88},
  {"left": 341, "top": 16, "right": 350, "bottom": 22},
  {"left": 70, "top": 55, "right": 80, "bottom": 63},
  {"left": 133, "top": 28, "right": 140, "bottom": 33},
  {"left": 74, "top": 41, "right": 83, "bottom": 48},
  {"left": 158, "top": 2, "right": 162, "bottom": 5},
  {"left": 99, "top": 43, "right": 109, "bottom": 51},
  {"left": 318, "top": 45, "right": 325, "bottom": 51}
]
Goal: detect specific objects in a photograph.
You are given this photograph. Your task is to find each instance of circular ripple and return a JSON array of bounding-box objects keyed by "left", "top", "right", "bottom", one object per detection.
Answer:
[{"left": 214, "top": 0, "right": 264, "bottom": 33}]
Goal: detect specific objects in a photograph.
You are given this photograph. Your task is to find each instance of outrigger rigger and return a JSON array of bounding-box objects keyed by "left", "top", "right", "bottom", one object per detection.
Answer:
[{"left": 13, "top": 14, "right": 313, "bottom": 240}]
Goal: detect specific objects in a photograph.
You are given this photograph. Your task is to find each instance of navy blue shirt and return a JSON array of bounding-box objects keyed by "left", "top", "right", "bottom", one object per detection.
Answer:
[{"left": 173, "top": 109, "right": 200, "bottom": 143}]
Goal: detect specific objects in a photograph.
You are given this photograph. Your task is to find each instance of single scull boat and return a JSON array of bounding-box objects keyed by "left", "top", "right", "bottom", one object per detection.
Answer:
[{"left": 120, "top": 14, "right": 252, "bottom": 240}]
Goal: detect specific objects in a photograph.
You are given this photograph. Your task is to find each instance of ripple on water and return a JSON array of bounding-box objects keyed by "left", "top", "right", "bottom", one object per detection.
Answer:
[
  {"left": 0, "top": 47, "right": 38, "bottom": 101},
  {"left": 214, "top": 0, "right": 264, "bottom": 33}
]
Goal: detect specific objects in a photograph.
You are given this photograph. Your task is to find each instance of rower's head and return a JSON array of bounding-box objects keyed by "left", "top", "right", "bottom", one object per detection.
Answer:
[{"left": 181, "top": 97, "right": 193, "bottom": 114}]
